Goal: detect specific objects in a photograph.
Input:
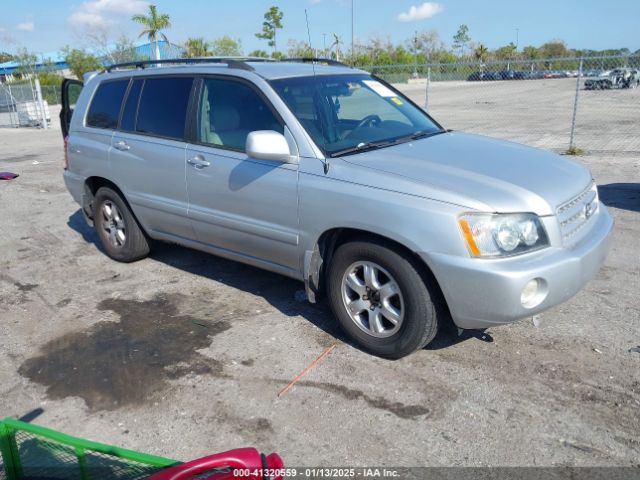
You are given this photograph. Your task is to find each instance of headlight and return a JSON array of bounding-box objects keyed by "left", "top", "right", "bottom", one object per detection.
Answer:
[{"left": 458, "top": 213, "right": 549, "bottom": 257}]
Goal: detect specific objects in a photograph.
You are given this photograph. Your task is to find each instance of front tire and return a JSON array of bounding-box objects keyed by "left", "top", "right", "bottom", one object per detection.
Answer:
[
  {"left": 327, "top": 240, "right": 441, "bottom": 358},
  {"left": 94, "top": 186, "right": 150, "bottom": 262}
]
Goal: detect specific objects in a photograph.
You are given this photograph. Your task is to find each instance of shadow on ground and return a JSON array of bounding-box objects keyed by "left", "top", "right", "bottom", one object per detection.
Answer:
[
  {"left": 599, "top": 183, "right": 640, "bottom": 213},
  {"left": 66, "top": 209, "right": 476, "bottom": 357}
]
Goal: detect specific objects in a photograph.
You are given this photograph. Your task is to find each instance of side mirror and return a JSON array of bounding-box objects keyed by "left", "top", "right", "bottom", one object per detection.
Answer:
[{"left": 246, "top": 130, "right": 292, "bottom": 163}]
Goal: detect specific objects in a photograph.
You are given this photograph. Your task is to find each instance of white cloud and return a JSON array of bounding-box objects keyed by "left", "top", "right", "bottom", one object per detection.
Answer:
[
  {"left": 16, "top": 21, "right": 35, "bottom": 32},
  {"left": 397, "top": 2, "right": 443, "bottom": 22},
  {"left": 69, "top": 0, "right": 149, "bottom": 29}
]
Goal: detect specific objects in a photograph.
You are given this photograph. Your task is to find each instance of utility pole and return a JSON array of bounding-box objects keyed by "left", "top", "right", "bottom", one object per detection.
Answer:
[
  {"left": 323, "top": 33, "right": 327, "bottom": 57},
  {"left": 351, "top": 0, "right": 354, "bottom": 63},
  {"left": 413, "top": 31, "right": 418, "bottom": 78},
  {"left": 515, "top": 28, "right": 519, "bottom": 50}
]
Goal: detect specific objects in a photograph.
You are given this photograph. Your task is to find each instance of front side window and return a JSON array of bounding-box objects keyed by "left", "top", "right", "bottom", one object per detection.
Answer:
[
  {"left": 86, "top": 79, "right": 129, "bottom": 129},
  {"left": 271, "top": 74, "right": 442, "bottom": 156},
  {"left": 136, "top": 77, "right": 194, "bottom": 140},
  {"left": 197, "top": 78, "right": 283, "bottom": 152}
]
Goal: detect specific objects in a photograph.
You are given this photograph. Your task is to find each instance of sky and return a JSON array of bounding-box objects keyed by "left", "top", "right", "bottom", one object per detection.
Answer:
[{"left": 1, "top": 0, "right": 639, "bottom": 56}]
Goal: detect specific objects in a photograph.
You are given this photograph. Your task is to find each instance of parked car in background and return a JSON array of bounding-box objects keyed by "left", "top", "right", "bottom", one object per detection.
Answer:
[
  {"left": 497, "top": 70, "right": 516, "bottom": 80},
  {"left": 60, "top": 58, "right": 614, "bottom": 358},
  {"left": 467, "top": 71, "right": 500, "bottom": 81},
  {"left": 585, "top": 68, "right": 639, "bottom": 89},
  {"left": 520, "top": 71, "right": 545, "bottom": 80}
]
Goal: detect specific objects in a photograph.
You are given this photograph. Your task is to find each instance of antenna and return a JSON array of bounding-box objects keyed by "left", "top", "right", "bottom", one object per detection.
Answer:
[
  {"left": 305, "top": 9, "right": 331, "bottom": 174},
  {"left": 305, "top": 10, "right": 315, "bottom": 69}
]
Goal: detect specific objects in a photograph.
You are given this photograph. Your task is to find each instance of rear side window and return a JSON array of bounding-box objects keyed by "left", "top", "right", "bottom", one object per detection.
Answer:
[
  {"left": 86, "top": 80, "right": 129, "bottom": 129},
  {"left": 120, "top": 79, "right": 143, "bottom": 132},
  {"left": 136, "top": 77, "right": 193, "bottom": 140}
]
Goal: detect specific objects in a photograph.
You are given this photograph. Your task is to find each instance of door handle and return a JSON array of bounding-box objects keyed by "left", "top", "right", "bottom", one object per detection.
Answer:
[
  {"left": 114, "top": 140, "right": 130, "bottom": 151},
  {"left": 187, "top": 155, "right": 211, "bottom": 169}
]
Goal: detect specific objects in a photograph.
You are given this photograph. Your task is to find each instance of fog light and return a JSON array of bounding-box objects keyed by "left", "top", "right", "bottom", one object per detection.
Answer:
[{"left": 521, "top": 278, "right": 544, "bottom": 308}]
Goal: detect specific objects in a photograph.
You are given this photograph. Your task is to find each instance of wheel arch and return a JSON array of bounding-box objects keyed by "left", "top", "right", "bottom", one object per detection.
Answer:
[
  {"left": 304, "top": 227, "right": 450, "bottom": 319},
  {"left": 82, "top": 176, "right": 136, "bottom": 227}
]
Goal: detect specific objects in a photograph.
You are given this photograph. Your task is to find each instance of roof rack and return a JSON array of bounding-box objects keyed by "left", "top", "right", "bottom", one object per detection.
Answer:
[
  {"left": 282, "top": 57, "right": 352, "bottom": 68},
  {"left": 103, "top": 57, "right": 275, "bottom": 73}
]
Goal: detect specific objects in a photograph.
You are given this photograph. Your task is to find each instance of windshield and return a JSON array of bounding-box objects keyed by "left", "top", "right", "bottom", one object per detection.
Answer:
[{"left": 270, "top": 74, "right": 443, "bottom": 157}]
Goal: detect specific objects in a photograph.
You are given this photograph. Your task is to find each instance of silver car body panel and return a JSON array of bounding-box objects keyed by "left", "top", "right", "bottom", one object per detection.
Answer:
[{"left": 63, "top": 62, "right": 614, "bottom": 329}]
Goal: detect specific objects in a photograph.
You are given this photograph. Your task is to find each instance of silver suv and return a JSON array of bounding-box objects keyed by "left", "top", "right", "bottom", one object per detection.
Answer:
[{"left": 60, "top": 58, "right": 613, "bottom": 358}]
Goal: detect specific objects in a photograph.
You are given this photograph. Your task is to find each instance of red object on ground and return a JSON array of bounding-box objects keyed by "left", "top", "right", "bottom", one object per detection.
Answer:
[
  {"left": 148, "top": 448, "right": 284, "bottom": 480},
  {"left": 0, "top": 172, "right": 19, "bottom": 180}
]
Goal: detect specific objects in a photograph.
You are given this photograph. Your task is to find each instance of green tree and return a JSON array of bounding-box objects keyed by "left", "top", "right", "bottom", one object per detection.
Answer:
[
  {"left": 108, "top": 35, "right": 142, "bottom": 64},
  {"left": 415, "top": 30, "right": 442, "bottom": 59},
  {"left": 62, "top": 47, "right": 101, "bottom": 80},
  {"left": 522, "top": 45, "right": 538, "bottom": 60},
  {"left": 494, "top": 42, "right": 516, "bottom": 59},
  {"left": 211, "top": 36, "right": 243, "bottom": 56},
  {"left": 248, "top": 49, "right": 269, "bottom": 58},
  {"left": 255, "top": 6, "right": 284, "bottom": 54},
  {"left": 286, "top": 39, "right": 313, "bottom": 58},
  {"left": 452, "top": 24, "right": 471, "bottom": 57},
  {"left": 36, "top": 70, "right": 63, "bottom": 86},
  {"left": 474, "top": 44, "right": 489, "bottom": 62},
  {"left": 14, "top": 49, "right": 38, "bottom": 77},
  {"left": 132, "top": 4, "right": 171, "bottom": 61},
  {"left": 184, "top": 38, "right": 211, "bottom": 58},
  {"left": 0, "top": 52, "right": 14, "bottom": 63},
  {"left": 538, "top": 40, "right": 568, "bottom": 59}
]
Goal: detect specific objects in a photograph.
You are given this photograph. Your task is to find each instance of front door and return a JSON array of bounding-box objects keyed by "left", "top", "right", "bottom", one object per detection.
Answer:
[{"left": 186, "top": 76, "right": 300, "bottom": 273}]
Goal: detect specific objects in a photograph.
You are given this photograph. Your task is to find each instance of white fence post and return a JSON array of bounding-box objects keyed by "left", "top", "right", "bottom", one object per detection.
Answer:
[
  {"left": 425, "top": 64, "right": 431, "bottom": 112},
  {"left": 569, "top": 58, "right": 583, "bottom": 151},
  {"left": 34, "top": 78, "right": 48, "bottom": 130}
]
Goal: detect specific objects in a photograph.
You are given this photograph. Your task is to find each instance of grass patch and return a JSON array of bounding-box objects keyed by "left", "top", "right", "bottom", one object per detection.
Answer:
[{"left": 564, "top": 145, "right": 586, "bottom": 156}]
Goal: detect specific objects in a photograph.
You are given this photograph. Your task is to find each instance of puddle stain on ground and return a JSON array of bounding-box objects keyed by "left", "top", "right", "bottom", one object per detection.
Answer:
[
  {"left": 19, "top": 293, "right": 231, "bottom": 411},
  {"left": 295, "top": 381, "right": 431, "bottom": 419}
]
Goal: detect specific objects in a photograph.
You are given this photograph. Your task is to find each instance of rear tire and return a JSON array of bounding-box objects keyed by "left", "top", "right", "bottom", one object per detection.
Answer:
[
  {"left": 327, "top": 240, "right": 441, "bottom": 358},
  {"left": 94, "top": 186, "right": 150, "bottom": 262}
]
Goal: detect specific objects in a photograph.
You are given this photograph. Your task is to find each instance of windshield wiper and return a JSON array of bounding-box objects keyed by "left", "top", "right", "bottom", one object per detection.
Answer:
[
  {"left": 329, "top": 140, "right": 396, "bottom": 158},
  {"left": 394, "top": 129, "right": 448, "bottom": 143},
  {"left": 329, "top": 129, "right": 449, "bottom": 158}
]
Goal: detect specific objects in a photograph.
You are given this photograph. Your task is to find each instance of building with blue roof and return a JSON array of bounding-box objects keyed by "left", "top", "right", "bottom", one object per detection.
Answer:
[{"left": 0, "top": 40, "right": 185, "bottom": 80}]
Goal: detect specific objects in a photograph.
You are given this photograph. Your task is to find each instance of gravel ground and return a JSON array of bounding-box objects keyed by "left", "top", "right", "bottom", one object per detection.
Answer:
[{"left": 0, "top": 78, "right": 639, "bottom": 470}]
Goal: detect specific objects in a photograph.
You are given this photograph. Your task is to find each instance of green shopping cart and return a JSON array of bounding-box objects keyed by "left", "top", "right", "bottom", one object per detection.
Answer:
[{"left": 0, "top": 417, "right": 283, "bottom": 480}]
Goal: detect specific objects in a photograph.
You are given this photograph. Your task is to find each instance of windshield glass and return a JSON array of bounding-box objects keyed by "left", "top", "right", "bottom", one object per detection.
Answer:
[{"left": 270, "top": 74, "right": 443, "bottom": 157}]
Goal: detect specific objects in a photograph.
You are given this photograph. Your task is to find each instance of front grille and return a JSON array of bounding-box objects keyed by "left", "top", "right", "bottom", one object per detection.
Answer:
[{"left": 557, "top": 182, "right": 599, "bottom": 247}]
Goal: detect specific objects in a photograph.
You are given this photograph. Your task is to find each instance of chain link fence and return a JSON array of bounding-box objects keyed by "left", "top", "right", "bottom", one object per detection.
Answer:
[
  {"left": 369, "top": 54, "right": 639, "bottom": 156},
  {"left": 0, "top": 79, "right": 54, "bottom": 128},
  {"left": 1, "top": 54, "right": 638, "bottom": 157}
]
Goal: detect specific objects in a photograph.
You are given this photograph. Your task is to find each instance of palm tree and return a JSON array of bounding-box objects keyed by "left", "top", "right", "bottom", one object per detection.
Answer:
[
  {"left": 474, "top": 44, "right": 489, "bottom": 62},
  {"left": 474, "top": 43, "right": 489, "bottom": 75},
  {"left": 331, "top": 34, "right": 343, "bottom": 61},
  {"left": 184, "top": 38, "right": 211, "bottom": 58},
  {"left": 132, "top": 5, "right": 171, "bottom": 61}
]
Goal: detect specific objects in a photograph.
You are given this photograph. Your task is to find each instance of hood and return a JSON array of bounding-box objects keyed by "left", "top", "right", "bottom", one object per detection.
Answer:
[{"left": 342, "top": 131, "right": 592, "bottom": 216}]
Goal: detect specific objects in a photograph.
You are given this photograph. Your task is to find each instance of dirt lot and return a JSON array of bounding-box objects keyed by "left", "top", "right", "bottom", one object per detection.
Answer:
[{"left": 0, "top": 79, "right": 639, "bottom": 469}]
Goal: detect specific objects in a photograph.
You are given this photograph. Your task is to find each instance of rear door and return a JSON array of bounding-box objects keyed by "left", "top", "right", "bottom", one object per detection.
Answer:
[
  {"left": 110, "top": 76, "right": 195, "bottom": 240},
  {"left": 59, "top": 78, "right": 83, "bottom": 138}
]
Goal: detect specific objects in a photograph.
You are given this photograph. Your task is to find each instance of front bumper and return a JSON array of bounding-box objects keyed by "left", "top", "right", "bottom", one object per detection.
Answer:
[{"left": 425, "top": 203, "right": 614, "bottom": 329}]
